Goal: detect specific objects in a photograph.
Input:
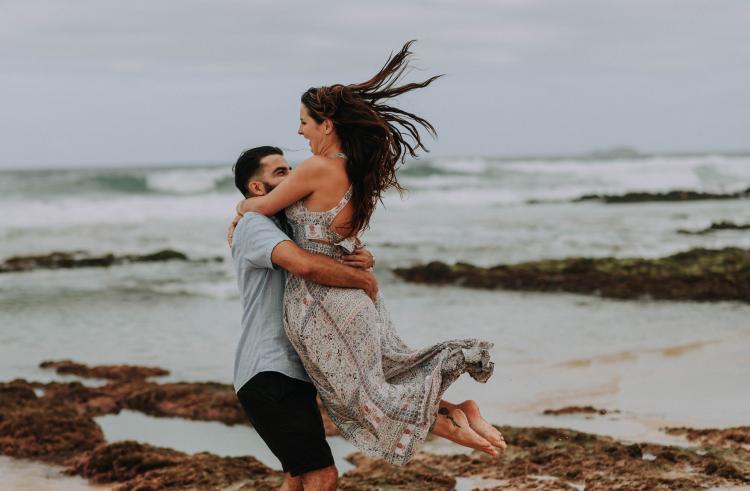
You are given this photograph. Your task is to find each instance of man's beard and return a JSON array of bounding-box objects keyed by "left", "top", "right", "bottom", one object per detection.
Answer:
[{"left": 262, "top": 182, "right": 287, "bottom": 222}]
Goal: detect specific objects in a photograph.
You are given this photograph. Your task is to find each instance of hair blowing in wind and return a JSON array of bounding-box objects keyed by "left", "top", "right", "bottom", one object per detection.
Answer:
[{"left": 301, "top": 40, "right": 442, "bottom": 234}]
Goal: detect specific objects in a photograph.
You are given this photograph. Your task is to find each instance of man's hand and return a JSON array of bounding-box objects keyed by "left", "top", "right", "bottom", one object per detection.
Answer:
[
  {"left": 362, "top": 271, "right": 379, "bottom": 302},
  {"left": 272, "top": 241, "right": 380, "bottom": 302},
  {"left": 342, "top": 246, "right": 375, "bottom": 270},
  {"left": 227, "top": 214, "right": 243, "bottom": 247}
]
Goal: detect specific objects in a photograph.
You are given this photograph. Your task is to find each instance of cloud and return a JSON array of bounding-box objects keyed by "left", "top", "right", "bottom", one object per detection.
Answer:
[{"left": 0, "top": 0, "right": 748, "bottom": 167}]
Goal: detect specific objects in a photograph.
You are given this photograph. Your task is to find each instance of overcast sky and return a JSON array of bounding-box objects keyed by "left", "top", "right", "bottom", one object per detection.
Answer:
[{"left": 1, "top": 0, "right": 748, "bottom": 168}]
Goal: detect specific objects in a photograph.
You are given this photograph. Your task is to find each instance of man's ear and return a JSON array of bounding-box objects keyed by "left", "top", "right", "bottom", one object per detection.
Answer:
[{"left": 247, "top": 180, "right": 266, "bottom": 196}]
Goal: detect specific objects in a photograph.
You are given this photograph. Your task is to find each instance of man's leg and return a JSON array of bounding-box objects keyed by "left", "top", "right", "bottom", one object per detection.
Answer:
[
  {"left": 236, "top": 372, "right": 337, "bottom": 490},
  {"left": 279, "top": 472, "right": 303, "bottom": 491},
  {"left": 301, "top": 464, "right": 337, "bottom": 491}
]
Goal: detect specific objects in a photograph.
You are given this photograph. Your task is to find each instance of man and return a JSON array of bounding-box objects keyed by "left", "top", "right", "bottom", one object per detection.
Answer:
[{"left": 228, "top": 146, "right": 375, "bottom": 491}]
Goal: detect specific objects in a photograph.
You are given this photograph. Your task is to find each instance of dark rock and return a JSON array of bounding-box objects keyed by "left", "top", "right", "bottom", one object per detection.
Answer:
[
  {"left": 38, "top": 381, "right": 122, "bottom": 417},
  {"left": 0, "top": 249, "right": 212, "bottom": 274},
  {"left": 574, "top": 187, "right": 750, "bottom": 204},
  {"left": 121, "top": 381, "right": 248, "bottom": 426},
  {"left": 626, "top": 444, "right": 643, "bottom": 458},
  {"left": 35, "top": 360, "right": 336, "bottom": 435},
  {"left": 129, "top": 250, "right": 187, "bottom": 262},
  {"left": 678, "top": 220, "right": 750, "bottom": 235},
  {"left": 657, "top": 450, "right": 678, "bottom": 462},
  {"left": 340, "top": 453, "right": 456, "bottom": 490},
  {"left": 543, "top": 405, "right": 611, "bottom": 416},
  {"left": 665, "top": 426, "right": 750, "bottom": 449},
  {"left": 0, "top": 382, "right": 105, "bottom": 463},
  {"left": 0, "top": 384, "right": 38, "bottom": 409},
  {"left": 40, "top": 359, "right": 170, "bottom": 380},
  {"left": 403, "top": 425, "right": 750, "bottom": 489},
  {"left": 65, "top": 440, "right": 282, "bottom": 490},
  {"left": 394, "top": 247, "right": 750, "bottom": 303}
]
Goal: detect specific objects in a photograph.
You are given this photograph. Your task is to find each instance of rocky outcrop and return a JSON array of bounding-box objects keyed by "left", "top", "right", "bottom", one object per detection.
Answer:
[
  {"left": 34, "top": 360, "right": 248, "bottom": 426},
  {"left": 66, "top": 441, "right": 282, "bottom": 490},
  {"left": 121, "top": 381, "right": 249, "bottom": 426},
  {"left": 678, "top": 220, "right": 750, "bottom": 235},
  {"left": 543, "top": 405, "right": 613, "bottom": 416},
  {"left": 574, "top": 187, "right": 750, "bottom": 204},
  {"left": 40, "top": 359, "right": 170, "bottom": 380},
  {"left": 339, "top": 452, "right": 456, "bottom": 490},
  {"left": 35, "top": 360, "right": 339, "bottom": 433},
  {"left": 394, "top": 247, "right": 750, "bottom": 303},
  {"left": 0, "top": 382, "right": 105, "bottom": 463},
  {"left": 665, "top": 427, "right": 750, "bottom": 450},
  {"left": 0, "top": 249, "right": 221, "bottom": 274},
  {"left": 341, "top": 426, "right": 750, "bottom": 490},
  {"left": 2, "top": 363, "right": 750, "bottom": 490}
]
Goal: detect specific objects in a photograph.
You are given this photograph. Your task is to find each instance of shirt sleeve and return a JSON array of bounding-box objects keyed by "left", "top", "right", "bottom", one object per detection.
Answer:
[{"left": 232, "top": 213, "right": 291, "bottom": 270}]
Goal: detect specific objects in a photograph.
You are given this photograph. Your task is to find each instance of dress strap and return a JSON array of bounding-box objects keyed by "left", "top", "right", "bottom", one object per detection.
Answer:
[{"left": 328, "top": 185, "right": 353, "bottom": 219}]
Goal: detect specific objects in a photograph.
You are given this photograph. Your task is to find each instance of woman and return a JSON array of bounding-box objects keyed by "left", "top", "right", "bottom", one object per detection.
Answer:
[{"left": 234, "top": 41, "right": 505, "bottom": 464}]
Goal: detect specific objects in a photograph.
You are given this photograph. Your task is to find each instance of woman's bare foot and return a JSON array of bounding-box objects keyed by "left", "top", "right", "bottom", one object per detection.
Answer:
[
  {"left": 457, "top": 400, "right": 507, "bottom": 450},
  {"left": 431, "top": 406, "right": 498, "bottom": 457}
]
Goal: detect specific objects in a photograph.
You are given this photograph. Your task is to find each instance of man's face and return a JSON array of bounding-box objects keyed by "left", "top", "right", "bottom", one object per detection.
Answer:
[{"left": 247, "top": 154, "right": 291, "bottom": 196}]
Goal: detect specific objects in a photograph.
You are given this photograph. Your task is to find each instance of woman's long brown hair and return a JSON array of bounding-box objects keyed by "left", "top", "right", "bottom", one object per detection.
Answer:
[{"left": 301, "top": 40, "right": 442, "bottom": 234}]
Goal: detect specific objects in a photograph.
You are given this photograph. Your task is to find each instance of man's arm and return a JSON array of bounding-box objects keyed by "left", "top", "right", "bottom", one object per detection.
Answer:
[
  {"left": 229, "top": 214, "right": 374, "bottom": 271},
  {"left": 272, "top": 241, "right": 378, "bottom": 301}
]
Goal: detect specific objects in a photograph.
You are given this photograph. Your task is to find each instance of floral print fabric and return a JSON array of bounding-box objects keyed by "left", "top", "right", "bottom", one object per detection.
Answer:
[{"left": 283, "top": 187, "right": 494, "bottom": 464}]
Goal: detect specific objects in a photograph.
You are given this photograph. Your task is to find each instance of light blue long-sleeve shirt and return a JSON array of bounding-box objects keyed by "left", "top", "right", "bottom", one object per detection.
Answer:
[{"left": 231, "top": 212, "right": 310, "bottom": 393}]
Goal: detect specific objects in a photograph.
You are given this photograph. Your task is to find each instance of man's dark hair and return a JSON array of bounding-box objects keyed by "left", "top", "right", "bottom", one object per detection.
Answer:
[{"left": 233, "top": 146, "right": 283, "bottom": 197}]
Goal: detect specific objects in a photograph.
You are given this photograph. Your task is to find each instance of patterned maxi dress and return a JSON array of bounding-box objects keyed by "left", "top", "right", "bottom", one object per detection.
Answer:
[{"left": 283, "top": 186, "right": 494, "bottom": 465}]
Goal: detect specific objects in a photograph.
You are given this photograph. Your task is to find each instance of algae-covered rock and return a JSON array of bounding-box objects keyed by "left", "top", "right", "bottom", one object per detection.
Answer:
[
  {"left": 40, "top": 359, "right": 170, "bottom": 380},
  {"left": 339, "top": 452, "right": 456, "bottom": 490},
  {"left": 0, "top": 382, "right": 105, "bottom": 463},
  {"left": 0, "top": 249, "right": 209, "bottom": 273},
  {"left": 394, "top": 247, "right": 750, "bottom": 303},
  {"left": 678, "top": 221, "right": 750, "bottom": 235},
  {"left": 574, "top": 187, "right": 750, "bottom": 203},
  {"left": 120, "top": 381, "right": 249, "bottom": 426},
  {"left": 664, "top": 426, "right": 750, "bottom": 450},
  {"left": 338, "top": 426, "right": 750, "bottom": 490},
  {"left": 543, "top": 406, "right": 612, "bottom": 416},
  {"left": 441, "top": 426, "right": 748, "bottom": 489},
  {"left": 3, "top": 366, "right": 750, "bottom": 490},
  {"left": 65, "top": 440, "right": 282, "bottom": 490}
]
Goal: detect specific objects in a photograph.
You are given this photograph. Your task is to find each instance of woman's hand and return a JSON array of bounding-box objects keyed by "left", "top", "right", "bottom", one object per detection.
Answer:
[
  {"left": 227, "top": 214, "right": 243, "bottom": 247},
  {"left": 236, "top": 198, "right": 257, "bottom": 216}
]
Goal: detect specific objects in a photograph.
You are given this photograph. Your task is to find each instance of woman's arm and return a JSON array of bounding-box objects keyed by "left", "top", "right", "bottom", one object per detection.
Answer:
[{"left": 236, "top": 157, "right": 326, "bottom": 217}]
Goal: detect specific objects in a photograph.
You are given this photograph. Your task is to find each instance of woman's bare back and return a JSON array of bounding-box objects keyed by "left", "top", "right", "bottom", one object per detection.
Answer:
[{"left": 300, "top": 155, "right": 355, "bottom": 239}]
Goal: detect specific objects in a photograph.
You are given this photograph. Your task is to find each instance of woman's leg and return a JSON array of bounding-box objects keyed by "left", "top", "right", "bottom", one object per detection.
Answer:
[
  {"left": 430, "top": 402, "right": 499, "bottom": 457},
  {"left": 440, "top": 400, "right": 506, "bottom": 449}
]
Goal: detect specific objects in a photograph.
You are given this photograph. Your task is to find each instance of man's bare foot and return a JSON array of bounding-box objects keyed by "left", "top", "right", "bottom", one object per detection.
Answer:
[
  {"left": 457, "top": 400, "right": 507, "bottom": 450},
  {"left": 432, "top": 407, "right": 498, "bottom": 457}
]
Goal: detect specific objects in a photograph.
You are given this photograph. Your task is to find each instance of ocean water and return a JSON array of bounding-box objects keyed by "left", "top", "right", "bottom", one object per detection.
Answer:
[{"left": 1, "top": 153, "right": 750, "bottom": 483}]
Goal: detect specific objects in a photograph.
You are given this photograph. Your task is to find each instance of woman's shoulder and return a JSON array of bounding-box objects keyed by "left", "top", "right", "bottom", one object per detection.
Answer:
[
  {"left": 298, "top": 155, "right": 334, "bottom": 169},
  {"left": 297, "top": 155, "right": 346, "bottom": 179}
]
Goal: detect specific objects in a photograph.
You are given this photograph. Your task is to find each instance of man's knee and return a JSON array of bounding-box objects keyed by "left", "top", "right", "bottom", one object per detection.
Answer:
[
  {"left": 279, "top": 472, "right": 303, "bottom": 491},
  {"left": 301, "top": 465, "right": 338, "bottom": 490}
]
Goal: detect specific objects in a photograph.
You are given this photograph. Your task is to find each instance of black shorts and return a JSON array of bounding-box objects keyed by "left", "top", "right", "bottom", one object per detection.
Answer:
[{"left": 236, "top": 371, "right": 334, "bottom": 477}]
